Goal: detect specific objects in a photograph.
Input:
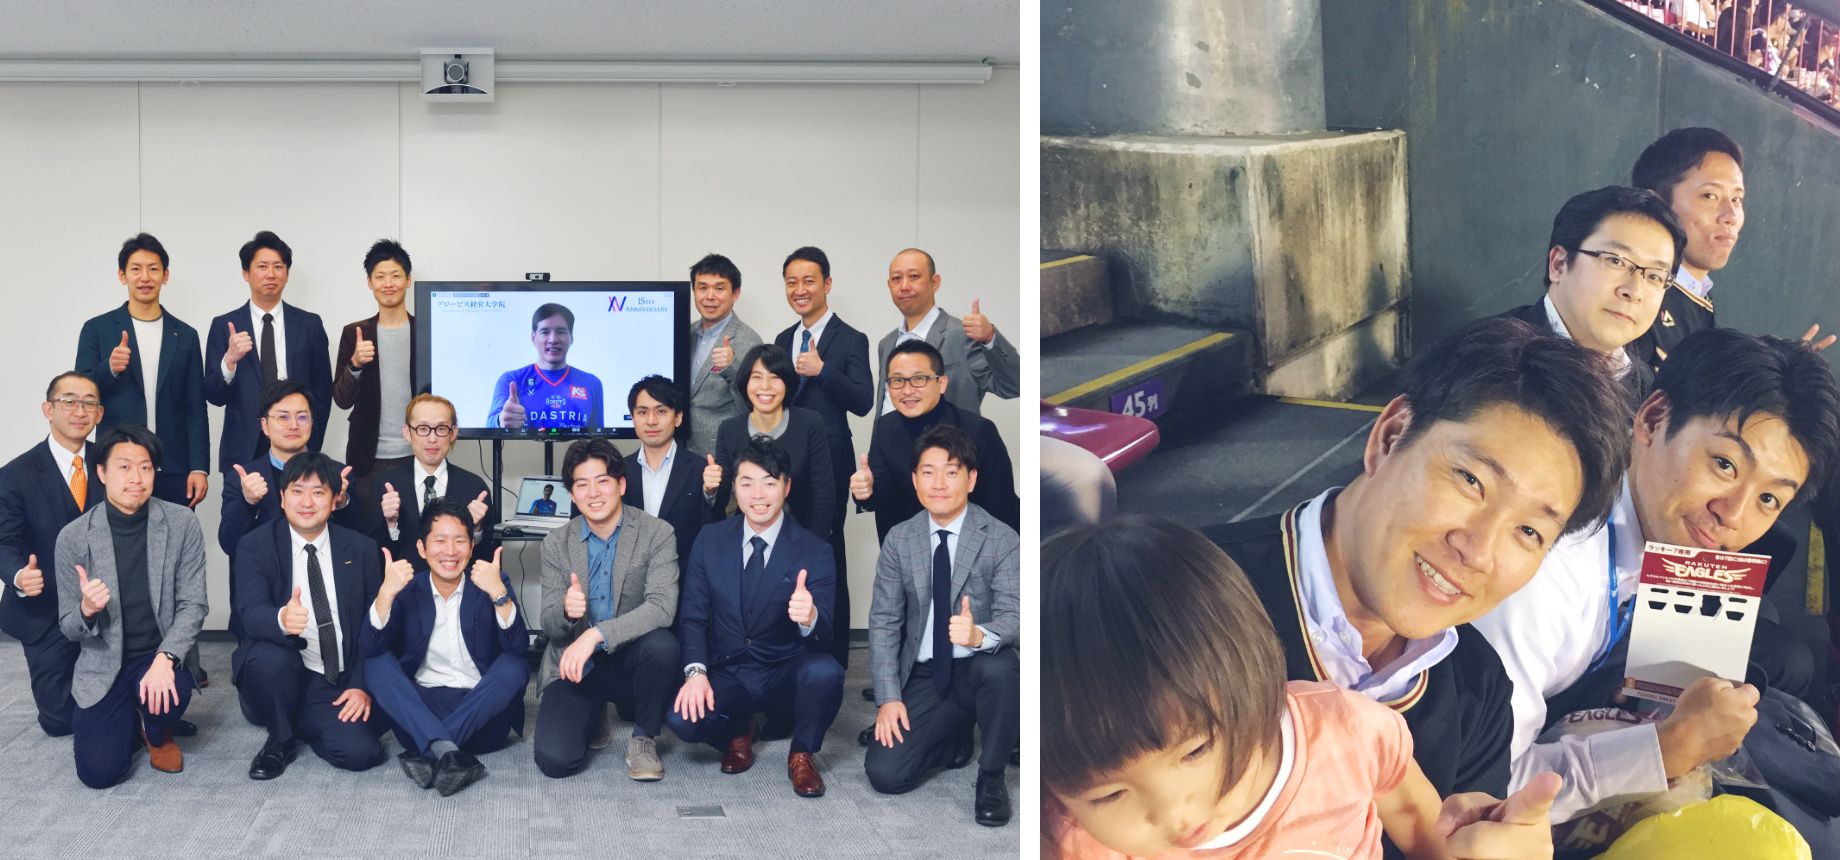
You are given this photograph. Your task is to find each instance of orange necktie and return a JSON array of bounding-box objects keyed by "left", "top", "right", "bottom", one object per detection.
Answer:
[{"left": 70, "top": 455, "right": 86, "bottom": 509}]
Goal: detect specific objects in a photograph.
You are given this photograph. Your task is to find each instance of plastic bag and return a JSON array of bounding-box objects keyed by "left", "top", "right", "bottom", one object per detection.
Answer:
[
  {"left": 1546, "top": 707, "right": 1714, "bottom": 853},
  {"left": 1595, "top": 795, "right": 1811, "bottom": 860}
]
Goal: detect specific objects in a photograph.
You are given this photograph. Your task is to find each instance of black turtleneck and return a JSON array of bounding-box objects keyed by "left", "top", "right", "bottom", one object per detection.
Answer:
[
  {"left": 107, "top": 501, "right": 160, "bottom": 663},
  {"left": 865, "top": 400, "right": 1020, "bottom": 540}
]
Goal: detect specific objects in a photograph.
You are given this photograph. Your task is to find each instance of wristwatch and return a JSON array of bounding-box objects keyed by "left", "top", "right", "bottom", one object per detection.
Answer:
[
  {"left": 492, "top": 590, "right": 513, "bottom": 607},
  {"left": 160, "top": 650, "right": 183, "bottom": 669},
  {"left": 684, "top": 666, "right": 706, "bottom": 681}
]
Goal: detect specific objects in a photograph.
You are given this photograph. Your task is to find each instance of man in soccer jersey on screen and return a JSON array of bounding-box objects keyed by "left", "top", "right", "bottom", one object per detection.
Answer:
[{"left": 487, "top": 303, "right": 604, "bottom": 431}]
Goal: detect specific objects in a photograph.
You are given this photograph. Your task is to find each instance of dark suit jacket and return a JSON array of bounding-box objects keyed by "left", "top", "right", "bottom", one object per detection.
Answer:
[
  {"left": 623, "top": 445, "right": 718, "bottom": 575},
  {"left": 75, "top": 304, "right": 210, "bottom": 476},
  {"left": 859, "top": 401, "right": 1020, "bottom": 541},
  {"left": 332, "top": 314, "right": 417, "bottom": 475},
  {"left": 0, "top": 441, "right": 98, "bottom": 641},
  {"left": 218, "top": 454, "right": 358, "bottom": 559},
  {"left": 364, "top": 460, "right": 495, "bottom": 569},
  {"left": 359, "top": 569, "right": 528, "bottom": 671},
  {"left": 773, "top": 316, "right": 874, "bottom": 441},
  {"left": 1497, "top": 300, "right": 1653, "bottom": 405},
  {"left": 713, "top": 408, "right": 835, "bottom": 540},
  {"left": 203, "top": 302, "right": 333, "bottom": 472},
  {"left": 677, "top": 514, "right": 836, "bottom": 669},
  {"left": 231, "top": 518, "right": 381, "bottom": 689}
]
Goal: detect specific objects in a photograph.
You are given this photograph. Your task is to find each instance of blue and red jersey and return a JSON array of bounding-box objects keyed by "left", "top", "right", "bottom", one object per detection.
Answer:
[{"left": 488, "top": 364, "right": 604, "bottom": 430}]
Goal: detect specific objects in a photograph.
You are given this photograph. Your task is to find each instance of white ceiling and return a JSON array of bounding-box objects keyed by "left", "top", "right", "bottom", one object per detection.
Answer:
[{"left": 0, "top": 0, "right": 1020, "bottom": 64}]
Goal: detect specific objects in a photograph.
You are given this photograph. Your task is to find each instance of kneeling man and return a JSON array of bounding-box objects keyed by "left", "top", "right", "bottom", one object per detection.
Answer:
[
  {"left": 670, "top": 437, "right": 843, "bottom": 797},
  {"left": 233, "top": 453, "right": 386, "bottom": 779},
  {"left": 865, "top": 425, "right": 1020, "bottom": 826},
  {"left": 56, "top": 425, "right": 207, "bottom": 788},
  {"left": 363, "top": 498, "right": 528, "bottom": 796}
]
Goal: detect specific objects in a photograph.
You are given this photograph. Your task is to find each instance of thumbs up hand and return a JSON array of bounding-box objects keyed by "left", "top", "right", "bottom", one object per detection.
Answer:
[
  {"left": 350, "top": 326, "right": 375, "bottom": 368},
  {"left": 710, "top": 335, "right": 734, "bottom": 373},
  {"left": 962, "top": 298, "right": 995, "bottom": 344},
  {"left": 564, "top": 572, "right": 587, "bottom": 621},
  {"left": 948, "top": 595, "right": 982, "bottom": 648},
  {"left": 787, "top": 570, "right": 817, "bottom": 627},
  {"left": 850, "top": 454, "right": 874, "bottom": 501},
  {"left": 794, "top": 343, "right": 823, "bottom": 378},
  {"left": 702, "top": 454, "right": 723, "bottom": 494},
  {"left": 15, "top": 553, "right": 43, "bottom": 597},
  {"left": 77, "top": 564, "right": 110, "bottom": 618},
  {"left": 470, "top": 547, "right": 507, "bottom": 601},
  {"left": 334, "top": 466, "right": 353, "bottom": 508},
  {"left": 109, "top": 331, "right": 133, "bottom": 375},
  {"left": 225, "top": 320, "right": 253, "bottom": 366},
  {"left": 467, "top": 490, "right": 490, "bottom": 529},
  {"left": 499, "top": 380, "right": 527, "bottom": 429},
  {"left": 281, "top": 586, "right": 309, "bottom": 635},
  {"left": 380, "top": 548, "right": 414, "bottom": 598},
  {"left": 380, "top": 482, "right": 400, "bottom": 526},
  {"left": 233, "top": 462, "right": 269, "bottom": 505}
]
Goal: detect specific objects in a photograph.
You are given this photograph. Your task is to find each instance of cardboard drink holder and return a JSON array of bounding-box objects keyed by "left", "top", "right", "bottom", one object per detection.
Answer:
[{"left": 1622, "top": 540, "right": 1770, "bottom": 705}]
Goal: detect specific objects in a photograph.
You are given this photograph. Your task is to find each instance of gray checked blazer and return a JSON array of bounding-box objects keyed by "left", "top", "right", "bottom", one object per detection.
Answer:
[
  {"left": 867, "top": 503, "right": 1020, "bottom": 704},
  {"left": 874, "top": 308, "right": 1021, "bottom": 418},
  {"left": 687, "top": 312, "right": 764, "bottom": 456},
  {"left": 54, "top": 499, "right": 208, "bottom": 709},
  {"left": 537, "top": 507, "right": 680, "bottom": 697}
]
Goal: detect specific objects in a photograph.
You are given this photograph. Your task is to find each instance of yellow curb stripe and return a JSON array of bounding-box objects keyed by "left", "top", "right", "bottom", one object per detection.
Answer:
[
  {"left": 1039, "top": 254, "right": 1095, "bottom": 272},
  {"left": 1277, "top": 396, "right": 1386, "bottom": 413},
  {"left": 1045, "top": 332, "right": 1235, "bottom": 404}
]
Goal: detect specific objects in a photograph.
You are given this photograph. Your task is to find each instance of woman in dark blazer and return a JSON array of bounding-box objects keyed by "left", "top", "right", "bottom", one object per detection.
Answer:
[{"left": 713, "top": 345, "right": 835, "bottom": 540}]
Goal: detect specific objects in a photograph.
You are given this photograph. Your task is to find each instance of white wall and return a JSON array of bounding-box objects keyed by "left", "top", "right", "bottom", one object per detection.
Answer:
[{"left": 0, "top": 71, "right": 1021, "bottom": 630}]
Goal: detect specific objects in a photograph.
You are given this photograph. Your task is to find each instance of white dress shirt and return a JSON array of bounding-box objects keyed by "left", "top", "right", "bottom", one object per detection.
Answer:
[
  {"left": 1674, "top": 265, "right": 1714, "bottom": 301},
  {"left": 915, "top": 508, "right": 999, "bottom": 661},
  {"left": 1295, "top": 488, "right": 1458, "bottom": 701},
  {"left": 222, "top": 300, "right": 290, "bottom": 382},
  {"left": 1543, "top": 294, "right": 1633, "bottom": 379},
  {"left": 388, "top": 458, "right": 450, "bottom": 542},
  {"left": 883, "top": 306, "right": 944, "bottom": 413},
  {"left": 282, "top": 527, "right": 343, "bottom": 677},
  {"left": 367, "top": 579, "right": 516, "bottom": 690},
  {"left": 1471, "top": 480, "right": 1667, "bottom": 821},
  {"left": 639, "top": 441, "right": 677, "bottom": 517},
  {"left": 793, "top": 310, "right": 833, "bottom": 358}
]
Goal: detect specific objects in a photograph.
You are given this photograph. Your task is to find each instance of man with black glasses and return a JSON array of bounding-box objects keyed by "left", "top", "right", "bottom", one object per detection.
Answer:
[{"left": 371, "top": 394, "right": 494, "bottom": 570}]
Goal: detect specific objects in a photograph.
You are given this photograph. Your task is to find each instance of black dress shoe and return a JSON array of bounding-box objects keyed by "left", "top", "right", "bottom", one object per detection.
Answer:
[
  {"left": 947, "top": 723, "right": 976, "bottom": 769},
  {"left": 432, "top": 750, "right": 488, "bottom": 797},
  {"left": 975, "top": 769, "right": 1011, "bottom": 826},
  {"left": 857, "top": 725, "right": 875, "bottom": 747},
  {"left": 170, "top": 719, "right": 199, "bottom": 738},
  {"left": 398, "top": 750, "right": 436, "bottom": 789},
  {"left": 248, "top": 740, "right": 296, "bottom": 780},
  {"left": 860, "top": 686, "right": 875, "bottom": 702}
]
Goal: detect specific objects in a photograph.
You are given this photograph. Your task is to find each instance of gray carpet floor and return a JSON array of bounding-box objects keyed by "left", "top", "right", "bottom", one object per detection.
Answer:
[{"left": 0, "top": 637, "right": 1020, "bottom": 858}]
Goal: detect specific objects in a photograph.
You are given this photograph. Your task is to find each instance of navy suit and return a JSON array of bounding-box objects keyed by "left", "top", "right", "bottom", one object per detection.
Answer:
[
  {"left": 365, "top": 460, "right": 496, "bottom": 570},
  {"left": 203, "top": 302, "right": 332, "bottom": 472},
  {"left": 622, "top": 445, "right": 719, "bottom": 577},
  {"left": 231, "top": 518, "right": 385, "bottom": 770},
  {"left": 220, "top": 454, "right": 358, "bottom": 638},
  {"left": 361, "top": 570, "right": 529, "bottom": 757},
  {"left": 668, "top": 514, "right": 844, "bottom": 754},
  {"left": 0, "top": 440, "right": 97, "bottom": 735},
  {"left": 75, "top": 304, "right": 210, "bottom": 504},
  {"left": 775, "top": 316, "right": 873, "bottom": 670}
]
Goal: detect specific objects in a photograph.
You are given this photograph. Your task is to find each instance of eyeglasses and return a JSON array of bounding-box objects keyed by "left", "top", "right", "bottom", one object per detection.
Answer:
[
  {"left": 886, "top": 374, "right": 938, "bottom": 390},
  {"left": 408, "top": 424, "right": 456, "bottom": 438},
  {"left": 1573, "top": 249, "right": 1674, "bottom": 291},
  {"left": 48, "top": 397, "right": 102, "bottom": 413},
  {"left": 264, "top": 412, "right": 313, "bottom": 427}
]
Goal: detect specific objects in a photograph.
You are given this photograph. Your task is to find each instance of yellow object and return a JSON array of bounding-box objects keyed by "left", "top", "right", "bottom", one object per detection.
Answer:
[{"left": 1596, "top": 795, "right": 1810, "bottom": 860}]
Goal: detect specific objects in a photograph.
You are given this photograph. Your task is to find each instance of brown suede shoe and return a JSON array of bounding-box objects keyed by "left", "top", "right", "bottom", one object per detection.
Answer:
[
  {"left": 143, "top": 725, "right": 183, "bottom": 774},
  {"left": 788, "top": 751, "right": 825, "bottom": 798},
  {"left": 720, "top": 719, "right": 757, "bottom": 774}
]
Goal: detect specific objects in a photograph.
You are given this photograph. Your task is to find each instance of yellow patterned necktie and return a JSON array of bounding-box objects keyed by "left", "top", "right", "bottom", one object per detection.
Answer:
[{"left": 70, "top": 454, "right": 86, "bottom": 509}]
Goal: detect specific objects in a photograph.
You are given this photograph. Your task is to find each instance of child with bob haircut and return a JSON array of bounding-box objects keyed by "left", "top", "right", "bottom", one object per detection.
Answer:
[{"left": 1042, "top": 516, "right": 1558, "bottom": 859}]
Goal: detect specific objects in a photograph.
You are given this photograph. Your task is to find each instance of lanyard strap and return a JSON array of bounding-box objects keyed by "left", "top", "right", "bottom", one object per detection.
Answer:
[{"left": 1587, "top": 522, "right": 1633, "bottom": 674}]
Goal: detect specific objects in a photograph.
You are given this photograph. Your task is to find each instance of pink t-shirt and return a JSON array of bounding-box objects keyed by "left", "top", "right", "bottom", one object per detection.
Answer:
[{"left": 1052, "top": 680, "right": 1413, "bottom": 860}]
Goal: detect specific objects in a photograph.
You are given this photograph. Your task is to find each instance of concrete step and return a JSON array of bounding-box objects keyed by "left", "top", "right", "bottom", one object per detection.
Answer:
[
  {"left": 1040, "top": 250, "right": 1114, "bottom": 337},
  {"left": 1042, "top": 319, "right": 1252, "bottom": 431}
]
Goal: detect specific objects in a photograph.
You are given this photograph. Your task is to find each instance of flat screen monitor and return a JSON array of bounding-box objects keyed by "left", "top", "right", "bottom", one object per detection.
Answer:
[{"left": 415, "top": 281, "right": 690, "bottom": 440}]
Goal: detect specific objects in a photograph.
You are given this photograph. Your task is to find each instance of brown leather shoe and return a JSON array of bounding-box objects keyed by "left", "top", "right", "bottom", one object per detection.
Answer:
[
  {"left": 788, "top": 751, "right": 825, "bottom": 798},
  {"left": 143, "top": 725, "right": 183, "bottom": 774},
  {"left": 720, "top": 719, "right": 757, "bottom": 774}
]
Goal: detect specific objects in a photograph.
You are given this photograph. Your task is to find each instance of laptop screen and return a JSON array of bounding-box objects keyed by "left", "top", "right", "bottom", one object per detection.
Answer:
[{"left": 511, "top": 476, "right": 573, "bottom": 520}]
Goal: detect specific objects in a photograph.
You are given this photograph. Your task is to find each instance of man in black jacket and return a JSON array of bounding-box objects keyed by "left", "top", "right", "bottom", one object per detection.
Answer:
[
  {"left": 1204, "top": 318, "right": 1633, "bottom": 806},
  {"left": 370, "top": 394, "right": 493, "bottom": 569},
  {"left": 773, "top": 246, "right": 872, "bottom": 668},
  {"left": 622, "top": 376, "right": 718, "bottom": 575},
  {"left": 850, "top": 341, "right": 1018, "bottom": 542}
]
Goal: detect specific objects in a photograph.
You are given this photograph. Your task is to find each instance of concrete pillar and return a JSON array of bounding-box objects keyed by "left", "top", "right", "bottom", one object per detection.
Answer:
[{"left": 1042, "top": 0, "right": 1326, "bottom": 136}]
